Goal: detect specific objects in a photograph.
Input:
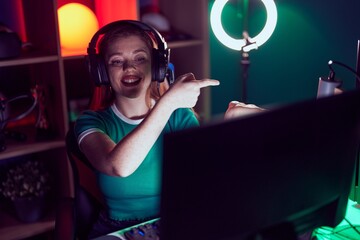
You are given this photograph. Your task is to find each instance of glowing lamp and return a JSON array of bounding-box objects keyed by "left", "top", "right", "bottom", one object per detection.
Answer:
[
  {"left": 210, "top": 0, "right": 277, "bottom": 52},
  {"left": 58, "top": 3, "right": 99, "bottom": 55},
  {"left": 94, "top": 0, "right": 138, "bottom": 28}
]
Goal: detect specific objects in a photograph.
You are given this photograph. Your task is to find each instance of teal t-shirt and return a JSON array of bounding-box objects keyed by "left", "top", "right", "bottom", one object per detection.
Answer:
[{"left": 74, "top": 104, "right": 199, "bottom": 221}]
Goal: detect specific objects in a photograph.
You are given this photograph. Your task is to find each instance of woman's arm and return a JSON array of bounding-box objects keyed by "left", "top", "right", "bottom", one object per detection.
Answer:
[{"left": 80, "top": 73, "right": 219, "bottom": 177}]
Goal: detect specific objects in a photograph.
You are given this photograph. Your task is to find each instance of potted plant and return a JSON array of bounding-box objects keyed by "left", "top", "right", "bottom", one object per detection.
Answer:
[{"left": 0, "top": 159, "right": 52, "bottom": 222}]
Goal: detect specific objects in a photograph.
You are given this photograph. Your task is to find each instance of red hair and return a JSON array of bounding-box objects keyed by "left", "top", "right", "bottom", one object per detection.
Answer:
[{"left": 88, "top": 81, "right": 168, "bottom": 111}]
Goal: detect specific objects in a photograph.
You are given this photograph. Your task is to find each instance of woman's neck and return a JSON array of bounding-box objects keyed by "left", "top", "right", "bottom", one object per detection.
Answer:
[{"left": 114, "top": 97, "right": 151, "bottom": 120}]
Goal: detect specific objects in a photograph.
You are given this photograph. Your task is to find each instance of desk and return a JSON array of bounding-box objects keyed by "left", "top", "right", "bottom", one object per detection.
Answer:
[
  {"left": 315, "top": 199, "right": 360, "bottom": 239},
  {"left": 94, "top": 200, "right": 360, "bottom": 240}
]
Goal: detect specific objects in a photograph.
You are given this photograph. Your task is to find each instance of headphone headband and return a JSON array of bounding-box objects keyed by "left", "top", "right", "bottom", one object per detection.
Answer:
[{"left": 87, "top": 20, "right": 167, "bottom": 55}]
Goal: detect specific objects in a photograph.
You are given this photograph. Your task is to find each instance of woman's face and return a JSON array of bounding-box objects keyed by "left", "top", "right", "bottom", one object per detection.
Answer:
[{"left": 105, "top": 35, "right": 152, "bottom": 99}]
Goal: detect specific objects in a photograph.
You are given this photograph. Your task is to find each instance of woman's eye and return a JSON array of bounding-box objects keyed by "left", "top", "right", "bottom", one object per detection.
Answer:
[
  {"left": 110, "top": 59, "right": 124, "bottom": 66},
  {"left": 134, "top": 56, "right": 147, "bottom": 64}
]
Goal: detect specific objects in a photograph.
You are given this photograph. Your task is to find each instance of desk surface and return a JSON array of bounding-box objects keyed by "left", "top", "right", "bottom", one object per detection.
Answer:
[
  {"left": 94, "top": 200, "right": 360, "bottom": 240},
  {"left": 315, "top": 199, "right": 360, "bottom": 239}
]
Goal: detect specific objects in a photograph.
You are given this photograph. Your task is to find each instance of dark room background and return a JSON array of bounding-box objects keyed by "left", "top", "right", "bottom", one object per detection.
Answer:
[{"left": 209, "top": 0, "right": 360, "bottom": 116}]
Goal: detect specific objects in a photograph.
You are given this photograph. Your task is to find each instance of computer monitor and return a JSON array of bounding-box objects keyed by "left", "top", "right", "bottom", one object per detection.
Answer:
[
  {"left": 349, "top": 40, "right": 360, "bottom": 204},
  {"left": 356, "top": 40, "right": 360, "bottom": 89},
  {"left": 160, "top": 89, "right": 360, "bottom": 240}
]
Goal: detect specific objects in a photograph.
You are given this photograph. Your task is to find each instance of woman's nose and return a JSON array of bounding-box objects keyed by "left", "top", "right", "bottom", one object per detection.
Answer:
[{"left": 123, "top": 60, "right": 136, "bottom": 70}]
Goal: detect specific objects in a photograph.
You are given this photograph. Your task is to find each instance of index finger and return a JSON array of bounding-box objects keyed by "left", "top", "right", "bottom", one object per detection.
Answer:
[{"left": 196, "top": 79, "right": 220, "bottom": 88}]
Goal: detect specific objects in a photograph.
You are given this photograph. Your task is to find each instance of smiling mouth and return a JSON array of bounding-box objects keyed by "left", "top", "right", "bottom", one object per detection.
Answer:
[{"left": 121, "top": 76, "right": 141, "bottom": 87}]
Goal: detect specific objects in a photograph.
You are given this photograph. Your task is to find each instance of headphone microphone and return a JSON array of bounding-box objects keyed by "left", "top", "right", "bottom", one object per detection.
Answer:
[{"left": 86, "top": 20, "right": 171, "bottom": 86}]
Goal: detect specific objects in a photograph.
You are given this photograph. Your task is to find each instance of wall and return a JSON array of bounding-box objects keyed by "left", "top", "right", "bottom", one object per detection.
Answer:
[{"left": 209, "top": 0, "right": 360, "bottom": 116}]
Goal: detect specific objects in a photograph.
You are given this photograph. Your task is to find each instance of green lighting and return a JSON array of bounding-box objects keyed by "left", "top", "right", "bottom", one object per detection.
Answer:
[{"left": 210, "top": 0, "right": 278, "bottom": 52}]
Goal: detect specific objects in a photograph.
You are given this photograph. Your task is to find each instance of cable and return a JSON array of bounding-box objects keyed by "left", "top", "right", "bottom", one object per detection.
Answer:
[
  {"left": 342, "top": 218, "right": 360, "bottom": 236},
  {"left": 314, "top": 219, "right": 360, "bottom": 240},
  {"left": 328, "top": 61, "right": 360, "bottom": 210},
  {"left": 314, "top": 228, "right": 354, "bottom": 240},
  {"left": 328, "top": 60, "right": 360, "bottom": 86}
]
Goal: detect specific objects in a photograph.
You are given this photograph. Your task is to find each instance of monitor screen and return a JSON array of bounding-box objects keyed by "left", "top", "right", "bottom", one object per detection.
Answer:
[
  {"left": 160, "top": 89, "right": 360, "bottom": 240},
  {"left": 356, "top": 40, "right": 360, "bottom": 89}
]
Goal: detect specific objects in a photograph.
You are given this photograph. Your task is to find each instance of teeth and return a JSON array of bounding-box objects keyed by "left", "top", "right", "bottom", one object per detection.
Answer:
[
  {"left": 122, "top": 77, "right": 140, "bottom": 83},
  {"left": 123, "top": 79, "right": 138, "bottom": 83}
]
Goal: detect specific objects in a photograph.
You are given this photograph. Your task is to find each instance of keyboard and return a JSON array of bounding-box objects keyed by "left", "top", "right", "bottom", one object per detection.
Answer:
[{"left": 94, "top": 218, "right": 161, "bottom": 240}]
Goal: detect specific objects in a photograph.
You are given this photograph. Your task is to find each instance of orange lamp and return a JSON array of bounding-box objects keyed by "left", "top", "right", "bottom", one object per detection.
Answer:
[
  {"left": 58, "top": 3, "right": 99, "bottom": 56},
  {"left": 94, "top": 0, "right": 138, "bottom": 28}
]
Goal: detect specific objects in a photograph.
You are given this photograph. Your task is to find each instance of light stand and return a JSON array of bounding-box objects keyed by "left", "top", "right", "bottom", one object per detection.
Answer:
[
  {"left": 240, "top": 31, "right": 257, "bottom": 102},
  {"left": 241, "top": 51, "right": 250, "bottom": 102},
  {"left": 210, "top": 0, "right": 277, "bottom": 102}
]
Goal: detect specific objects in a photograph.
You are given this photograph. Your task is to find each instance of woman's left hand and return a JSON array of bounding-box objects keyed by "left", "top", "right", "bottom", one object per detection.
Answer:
[{"left": 224, "top": 101, "right": 266, "bottom": 120}]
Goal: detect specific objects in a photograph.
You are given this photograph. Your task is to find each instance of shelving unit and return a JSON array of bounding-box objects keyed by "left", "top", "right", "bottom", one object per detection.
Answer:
[
  {"left": 0, "top": 1, "right": 69, "bottom": 239},
  {"left": 0, "top": 0, "right": 210, "bottom": 239}
]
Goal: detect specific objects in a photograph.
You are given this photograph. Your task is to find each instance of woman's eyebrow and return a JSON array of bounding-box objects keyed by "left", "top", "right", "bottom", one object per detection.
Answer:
[{"left": 108, "top": 48, "right": 149, "bottom": 58}]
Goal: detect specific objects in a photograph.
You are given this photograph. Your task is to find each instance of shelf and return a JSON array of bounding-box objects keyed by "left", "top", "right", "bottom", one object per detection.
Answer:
[
  {"left": 61, "top": 48, "right": 87, "bottom": 58},
  {"left": 0, "top": 55, "right": 59, "bottom": 67},
  {"left": 0, "top": 219, "right": 54, "bottom": 240},
  {"left": 62, "top": 54, "right": 87, "bottom": 60},
  {"left": 0, "top": 140, "right": 65, "bottom": 161},
  {"left": 0, "top": 203, "right": 55, "bottom": 240},
  {"left": 60, "top": 39, "right": 204, "bottom": 60},
  {"left": 167, "top": 39, "right": 203, "bottom": 49},
  {"left": 0, "top": 0, "right": 72, "bottom": 239}
]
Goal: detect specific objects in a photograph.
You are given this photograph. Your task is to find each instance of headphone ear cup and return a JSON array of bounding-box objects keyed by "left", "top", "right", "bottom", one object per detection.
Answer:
[
  {"left": 88, "top": 54, "right": 110, "bottom": 86},
  {"left": 152, "top": 48, "right": 169, "bottom": 83}
]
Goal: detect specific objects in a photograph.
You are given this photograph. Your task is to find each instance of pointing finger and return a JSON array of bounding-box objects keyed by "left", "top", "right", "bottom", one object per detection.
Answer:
[{"left": 196, "top": 79, "right": 220, "bottom": 88}]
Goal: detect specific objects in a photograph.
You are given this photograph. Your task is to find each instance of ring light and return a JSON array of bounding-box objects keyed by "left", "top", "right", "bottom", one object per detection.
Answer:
[{"left": 210, "top": 0, "right": 277, "bottom": 52}]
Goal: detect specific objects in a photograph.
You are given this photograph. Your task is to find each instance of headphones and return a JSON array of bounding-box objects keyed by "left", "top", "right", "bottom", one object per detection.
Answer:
[{"left": 87, "top": 20, "right": 170, "bottom": 86}]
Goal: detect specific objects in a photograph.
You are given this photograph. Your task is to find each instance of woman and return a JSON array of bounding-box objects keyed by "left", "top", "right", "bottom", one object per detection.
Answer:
[{"left": 74, "top": 21, "right": 219, "bottom": 238}]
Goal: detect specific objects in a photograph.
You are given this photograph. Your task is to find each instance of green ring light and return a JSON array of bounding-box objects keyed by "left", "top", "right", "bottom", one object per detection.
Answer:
[{"left": 210, "top": 0, "right": 277, "bottom": 52}]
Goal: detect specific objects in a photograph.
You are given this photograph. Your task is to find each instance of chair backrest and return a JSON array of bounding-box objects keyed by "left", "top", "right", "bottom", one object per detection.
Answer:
[{"left": 64, "top": 127, "right": 105, "bottom": 239}]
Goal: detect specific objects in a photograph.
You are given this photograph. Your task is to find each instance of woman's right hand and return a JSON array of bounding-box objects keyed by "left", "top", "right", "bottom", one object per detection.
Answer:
[{"left": 162, "top": 73, "right": 220, "bottom": 110}]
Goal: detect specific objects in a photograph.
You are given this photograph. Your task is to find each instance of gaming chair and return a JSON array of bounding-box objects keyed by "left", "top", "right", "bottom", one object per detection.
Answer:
[{"left": 55, "top": 127, "right": 104, "bottom": 240}]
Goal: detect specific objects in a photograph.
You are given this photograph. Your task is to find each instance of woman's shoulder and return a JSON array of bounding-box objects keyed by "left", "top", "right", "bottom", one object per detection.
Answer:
[
  {"left": 74, "top": 107, "right": 116, "bottom": 138},
  {"left": 74, "top": 107, "right": 115, "bottom": 131},
  {"left": 77, "top": 107, "right": 114, "bottom": 120}
]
